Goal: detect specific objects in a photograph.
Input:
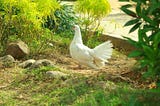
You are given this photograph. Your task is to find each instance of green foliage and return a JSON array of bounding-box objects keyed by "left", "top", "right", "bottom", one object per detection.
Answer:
[
  {"left": 120, "top": 0, "right": 160, "bottom": 79},
  {"left": 75, "top": 90, "right": 122, "bottom": 106},
  {"left": 27, "top": 66, "right": 54, "bottom": 77},
  {"left": 75, "top": 0, "right": 111, "bottom": 19},
  {"left": 75, "top": 0, "right": 111, "bottom": 39},
  {"left": 0, "top": 0, "right": 60, "bottom": 53},
  {"left": 125, "top": 88, "right": 160, "bottom": 106},
  {"left": 86, "top": 30, "right": 103, "bottom": 48},
  {"left": 55, "top": 5, "right": 78, "bottom": 36},
  {"left": 45, "top": 5, "right": 78, "bottom": 37}
]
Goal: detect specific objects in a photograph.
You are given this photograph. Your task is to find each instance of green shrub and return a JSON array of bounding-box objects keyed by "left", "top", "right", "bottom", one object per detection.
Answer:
[
  {"left": 0, "top": 0, "right": 60, "bottom": 53},
  {"left": 119, "top": 0, "right": 160, "bottom": 79},
  {"left": 75, "top": 0, "right": 111, "bottom": 39},
  {"left": 45, "top": 5, "right": 78, "bottom": 37}
]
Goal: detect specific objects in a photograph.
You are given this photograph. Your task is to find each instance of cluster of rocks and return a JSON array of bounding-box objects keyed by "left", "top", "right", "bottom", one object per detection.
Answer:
[
  {"left": 0, "top": 40, "right": 28, "bottom": 67},
  {"left": 18, "top": 59, "right": 54, "bottom": 69},
  {"left": 0, "top": 40, "right": 68, "bottom": 79},
  {"left": 0, "top": 55, "right": 54, "bottom": 69},
  {"left": 19, "top": 59, "right": 68, "bottom": 79}
]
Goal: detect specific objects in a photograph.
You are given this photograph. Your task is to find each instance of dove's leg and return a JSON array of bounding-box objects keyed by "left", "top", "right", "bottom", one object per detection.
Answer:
[
  {"left": 87, "top": 62, "right": 99, "bottom": 69},
  {"left": 78, "top": 64, "right": 83, "bottom": 69}
]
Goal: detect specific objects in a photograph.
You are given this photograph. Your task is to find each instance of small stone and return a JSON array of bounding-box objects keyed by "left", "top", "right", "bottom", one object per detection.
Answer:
[
  {"left": 40, "top": 59, "right": 53, "bottom": 66},
  {"left": 6, "top": 40, "right": 29, "bottom": 59},
  {"left": 46, "top": 71, "right": 68, "bottom": 79},
  {"left": 0, "top": 55, "right": 15, "bottom": 67},
  {"left": 30, "top": 59, "right": 54, "bottom": 69},
  {"left": 0, "top": 55, "right": 15, "bottom": 63},
  {"left": 19, "top": 59, "right": 36, "bottom": 68}
]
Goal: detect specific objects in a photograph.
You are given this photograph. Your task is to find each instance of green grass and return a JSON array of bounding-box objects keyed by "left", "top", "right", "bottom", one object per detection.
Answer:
[
  {"left": 1, "top": 34, "right": 160, "bottom": 106},
  {"left": 0, "top": 65, "right": 160, "bottom": 106}
]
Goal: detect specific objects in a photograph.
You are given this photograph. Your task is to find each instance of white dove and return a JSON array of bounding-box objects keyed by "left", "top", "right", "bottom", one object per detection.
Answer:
[{"left": 69, "top": 25, "right": 113, "bottom": 69}]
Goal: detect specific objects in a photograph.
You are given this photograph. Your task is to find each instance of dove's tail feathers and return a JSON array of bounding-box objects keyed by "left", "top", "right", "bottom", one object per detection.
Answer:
[
  {"left": 93, "top": 58, "right": 105, "bottom": 67},
  {"left": 93, "top": 41, "right": 113, "bottom": 62}
]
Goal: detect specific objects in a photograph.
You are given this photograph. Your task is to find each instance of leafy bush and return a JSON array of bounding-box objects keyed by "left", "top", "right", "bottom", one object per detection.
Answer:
[
  {"left": 75, "top": 0, "right": 111, "bottom": 39},
  {"left": 119, "top": 0, "right": 160, "bottom": 79},
  {"left": 0, "top": 0, "right": 60, "bottom": 53},
  {"left": 45, "top": 5, "right": 78, "bottom": 37}
]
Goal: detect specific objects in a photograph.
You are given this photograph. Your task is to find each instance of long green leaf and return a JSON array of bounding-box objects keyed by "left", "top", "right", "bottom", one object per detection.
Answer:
[
  {"left": 128, "top": 50, "right": 142, "bottom": 57},
  {"left": 124, "top": 18, "right": 139, "bottom": 26},
  {"left": 143, "top": 45, "right": 155, "bottom": 60},
  {"left": 120, "top": 5, "right": 137, "bottom": 17},
  {"left": 136, "top": 2, "right": 141, "bottom": 17},
  {"left": 121, "top": 4, "right": 132, "bottom": 8},
  {"left": 138, "top": 29, "right": 145, "bottom": 43},
  {"left": 153, "top": 31, "right": 160, "bottom": 51},
  {"left": 138, "top": 29, "right": 150, "bottom": 44},
  {"left": 129, "top": 23, "right": 141, "bottom": 33}
]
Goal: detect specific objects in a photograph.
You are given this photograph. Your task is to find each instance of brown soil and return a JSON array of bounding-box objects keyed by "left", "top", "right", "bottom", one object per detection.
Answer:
[
  {"left": 33, "top": 51, "right": 149, "bottom": 88},
  {"left": 57, "top": 53, "right": 157, "bottom": 88},
  {"left": 0, "top": 51, "right": 154, "bottom": 89}
]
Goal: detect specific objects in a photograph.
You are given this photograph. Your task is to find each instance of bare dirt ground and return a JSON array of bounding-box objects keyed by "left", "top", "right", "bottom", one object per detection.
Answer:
[
  {"left": 35, "top": 51, "right": 149, "bottom": 85},
  {"left": 0, "top": 49, "right": 155, "bottom": 90},
  {"left": 42, "top": 51, "right": 157, "bottom": 89}
]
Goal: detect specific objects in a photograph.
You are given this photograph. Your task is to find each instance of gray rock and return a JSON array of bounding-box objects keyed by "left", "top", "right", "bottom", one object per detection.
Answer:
[
  {"left": 0, "top": 55, "right": 15, "bottom": 63},
  {"left": 6, "top": 40, "right": 29, "bottom": 59},
  {"left": 30, "top": 59, "right": 54, "bottom": 69},
  {"left": 46, "top": 71, "right": 68, "bottom": 79},
  {"left": 0, "top": 55, "right": 15, "bottom": 67},
  {"left": 19, "top": 59, "right": 36, "bottom": 68}
]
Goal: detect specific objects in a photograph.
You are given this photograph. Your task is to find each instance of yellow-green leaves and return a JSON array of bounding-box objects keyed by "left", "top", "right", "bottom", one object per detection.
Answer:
[
  {"left": 75, "top": 0, "right": 111, "bottom": 19},
  {"left": 0, "top": 0, "right": 60, "bottom": 52},
  {"left": 17, "top": 0, "right": 40, "bottom": 28},
  {"left": 75, "top": 0, "right": 111, "bottom": 40},
  {"left": 92, "top": 0, "right": 111, "bottom": 18},
  {"left": 1, "top": 0, "right": 60, "bottom": 29},
  {"left": 75, "top": 0, "right": 111, "bottom": 27},
  {"left": 35, "top": 0, "right": 60, "bottom": 19}
]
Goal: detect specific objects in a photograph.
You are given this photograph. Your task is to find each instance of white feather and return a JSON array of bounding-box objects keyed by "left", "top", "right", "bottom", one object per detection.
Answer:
[
  {"left": 92, "top": 41, "right": 113, "bottom": 62},
  {"left": 69, "top": 25, "right": 113, "bottom": 69}
]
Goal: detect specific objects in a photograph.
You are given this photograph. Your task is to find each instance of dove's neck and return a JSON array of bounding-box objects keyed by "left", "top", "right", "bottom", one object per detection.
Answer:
[{"left": 73, "top": 28, "right": 83, "bottom": 44}]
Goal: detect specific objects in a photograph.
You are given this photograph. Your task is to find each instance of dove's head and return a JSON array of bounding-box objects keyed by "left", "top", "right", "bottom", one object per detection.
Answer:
[{"left": 73, "top": 25, "right": 80, "bottom": 31}]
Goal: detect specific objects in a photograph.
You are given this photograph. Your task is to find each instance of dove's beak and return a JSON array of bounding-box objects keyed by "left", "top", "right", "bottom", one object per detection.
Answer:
[{"left": 72, "top": 26, "right": 75, "bottom": 30}]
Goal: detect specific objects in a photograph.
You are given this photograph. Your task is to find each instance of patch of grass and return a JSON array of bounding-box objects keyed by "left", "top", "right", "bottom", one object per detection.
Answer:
[
  {"left": 0, "top": 65, "right": 160, "bottom": 105},
  {"left": 126, "top": 89, "right": 160, "bottom": 106},
  {"left": 74, "top": 90, "right": 121, "bottom": 106},
  {"left": 25, "top": 66, "right": 57, "bottom": 80},
  {"left": 72, "top": 82, "right": 126, "bottom": 106},
  {"left": 72, "top": 82, "right": 160, "bottom": 106},
  {"left": 0, "top": 91, "right": 18, "bottom": 106}
]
